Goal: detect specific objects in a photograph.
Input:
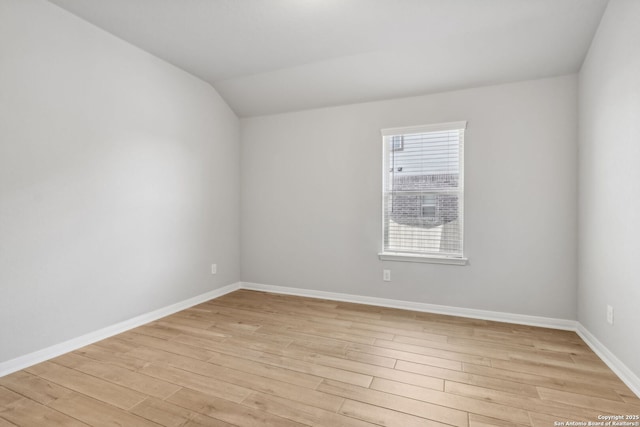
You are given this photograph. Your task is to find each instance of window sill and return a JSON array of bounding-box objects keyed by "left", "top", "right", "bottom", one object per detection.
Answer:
[{"left": 378, "top": 252, "right": 468, "bottom": 265}]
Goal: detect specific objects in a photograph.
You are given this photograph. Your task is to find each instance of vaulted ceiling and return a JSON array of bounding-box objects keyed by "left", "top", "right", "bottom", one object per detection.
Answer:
[{"left": 46, "top": 0, "right": 608, "bottom": 117}]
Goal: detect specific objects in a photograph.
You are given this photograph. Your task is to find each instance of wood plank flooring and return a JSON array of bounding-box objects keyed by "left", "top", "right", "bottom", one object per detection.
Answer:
[{"left": 1, "top": 289, "right": 639, "bottom": 426}]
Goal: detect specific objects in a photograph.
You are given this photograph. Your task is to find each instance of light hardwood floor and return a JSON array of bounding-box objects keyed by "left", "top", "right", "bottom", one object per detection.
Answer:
[{"left": 1, "top": 290, "right": 639, "bottom": 426}]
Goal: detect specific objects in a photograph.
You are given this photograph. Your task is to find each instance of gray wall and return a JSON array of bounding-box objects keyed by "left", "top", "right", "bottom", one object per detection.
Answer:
[
  {"left": 0, "top": 0, "right": 240, "bottom": 363},
  {"left": 578, "top": 0, "right": 640, "bottom": 378},
  {"left": 241, "top": 75, "right": 579, "bottom": 319}
]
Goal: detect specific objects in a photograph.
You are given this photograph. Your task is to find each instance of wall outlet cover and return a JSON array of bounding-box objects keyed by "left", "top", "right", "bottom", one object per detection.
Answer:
[{"left": 606, "top": 304, "right": 614, "bottom": 325}]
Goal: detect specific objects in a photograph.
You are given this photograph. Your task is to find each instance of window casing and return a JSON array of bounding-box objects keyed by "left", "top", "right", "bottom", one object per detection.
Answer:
[{"left": 380, "top": 121, "right": 467, "bottom": 264}]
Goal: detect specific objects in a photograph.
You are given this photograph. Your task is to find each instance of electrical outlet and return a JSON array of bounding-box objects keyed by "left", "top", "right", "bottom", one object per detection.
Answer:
[
  {"left": 383, "top": 269, "right": 391, "bottom": 282},
  {"left": 606, "top": 305, "right": 614, "bottom": 325},
  {"left": 211, "top": 264, "right": 217, "bottom": 275}
]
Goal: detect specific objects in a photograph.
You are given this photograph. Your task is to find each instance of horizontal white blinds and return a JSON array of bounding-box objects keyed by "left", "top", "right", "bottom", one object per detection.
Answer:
[{"left": 382, "top": 122, "right": 466, "bottom": 257}]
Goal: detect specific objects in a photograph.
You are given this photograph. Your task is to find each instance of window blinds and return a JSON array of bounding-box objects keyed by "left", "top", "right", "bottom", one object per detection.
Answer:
[{"left": 382, "top": 121, "right": 466, "bottom": 258}]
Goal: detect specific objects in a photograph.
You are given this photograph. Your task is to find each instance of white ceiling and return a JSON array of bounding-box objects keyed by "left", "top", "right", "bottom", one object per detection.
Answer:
[{"left": 46, "top": 0, "right": 608, "bottom": 117}]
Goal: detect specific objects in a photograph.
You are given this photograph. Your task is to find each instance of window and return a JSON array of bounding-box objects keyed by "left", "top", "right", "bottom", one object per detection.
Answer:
[
  {"left": 379, "top": 121, "right": 467, "bottom": 264},
  {"left": 421, "top": 194, "right": 437, "bottom": 219},
  {"left": 391, "top": 135, "right": 404, "bottom": 152}
]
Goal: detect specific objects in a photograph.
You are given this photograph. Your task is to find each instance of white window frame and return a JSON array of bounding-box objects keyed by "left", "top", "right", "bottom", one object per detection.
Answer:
[{"left": 378, "top": 121, "right": 468, "bottom": 265}]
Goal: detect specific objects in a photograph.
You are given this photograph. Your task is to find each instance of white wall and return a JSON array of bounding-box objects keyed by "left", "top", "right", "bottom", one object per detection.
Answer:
[
  {"left": 578, "top": 0, "right": 640, "bottom": 378},
  {"left": 0, "top": 0, "right": 240, "bottom": 363},
  {"left": 241, "top": 75, "right": 578, "bottom": 319}
]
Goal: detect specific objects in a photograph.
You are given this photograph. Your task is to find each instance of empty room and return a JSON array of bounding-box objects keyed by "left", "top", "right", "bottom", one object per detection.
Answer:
[{"left": 1, "top": 0, "right": 639, "bottom": 425}]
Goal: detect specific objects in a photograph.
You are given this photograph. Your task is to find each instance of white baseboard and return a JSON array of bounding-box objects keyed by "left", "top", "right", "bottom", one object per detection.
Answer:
[
  {"left": 576, "top": 324, "right": 640, "bottom": 398},
  {"left": 0, "top": 282, "right": 241, "bottom": 377},
  {"left": 240, "top": 282, "right": 577, "bottom": 330}
]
